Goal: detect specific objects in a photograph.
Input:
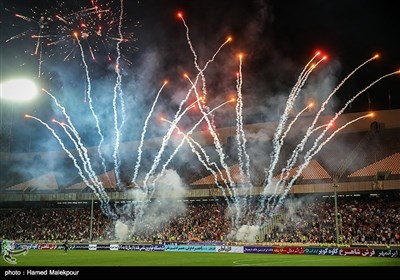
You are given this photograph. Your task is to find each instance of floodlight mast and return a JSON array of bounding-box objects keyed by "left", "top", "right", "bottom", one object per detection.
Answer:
[
  {"left": 331, "top": 120, "right": 383, "bottom": 245},
  {"left": 332, "top": 182, "right": 340, "bottom": 245}
]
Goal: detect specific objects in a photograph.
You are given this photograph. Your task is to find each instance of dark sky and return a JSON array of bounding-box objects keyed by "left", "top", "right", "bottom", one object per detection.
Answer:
[{"left": 1, "top": 0, "right": 399, "bottom": 152}]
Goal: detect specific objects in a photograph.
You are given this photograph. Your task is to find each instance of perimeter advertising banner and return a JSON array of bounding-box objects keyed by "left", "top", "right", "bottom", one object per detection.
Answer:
[
  {"left": 215, "top": 246, "right": 244, "bottom": 253},
  {"left": 273, "top": 246, "right": 304, "bottom": 254},
  {"left": 8, "top": 242, "right": 400, "bottom": 258},
  {"left": 304, "top": 247, "right": 339, "bottom": 256},
  {"left": 243, "top": 246, "right": 274, "bottom": 254},
  {"left": 164, "top": 245, "right": 216, "bottom": 252},
  {"left": 118, "top": 244, "right": 164, "bottom": 251}
]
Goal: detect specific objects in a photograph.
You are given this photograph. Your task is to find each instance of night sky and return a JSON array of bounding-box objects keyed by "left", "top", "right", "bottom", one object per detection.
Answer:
[{"left": 1, "top": 0, "right": 399, "bottom": 153}]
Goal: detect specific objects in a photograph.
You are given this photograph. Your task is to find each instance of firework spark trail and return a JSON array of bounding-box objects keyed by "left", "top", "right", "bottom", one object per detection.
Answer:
[
  {"left": 43, "top": 89, "right": 110, "bottom": 203},
  {"left": 271, "top": 103, "right": 315, "bottom": 185},
  {"left": 74, "top": 33, "right": 112, "bottom": 187},
  {"left": 262, "top": 54, "right": 325, "bottom": 194},
  {"left": 136, "top": 71, "right": 206, "bottom": 192},
  {"left": 234, "top": 54, "right": 253, "bottom": 217},
  {"left": 184, "top": 132, "right": 238, "bottom": 226},
  {"left": 263, "top": 122, "right": 333, "bottom": 218},
  {"left": 265, "top": 70, "right": 400, "bottom": 221},
  {"left": 235, "top": 55, "right": 249, "bottom": 181},
  {"left": 180, "top": 15, "right": 236, "bottom": 198},
  {"left": 24, "top": 115, "right": 115, "bottom": 217},
  {"left": 42, "top": 89, "right": 82, "bottom": 138},
  {"left": 260, "top": 55, "right": 379, "bottom": 219},
  {"left": 52, "top": 120, "right": 111, "bottom": 205},
  {"left": 34, "top": 26, "right": 42, "bottom": 55},
  {"left": 111, "top": 0, "right": 126, "bottom": 189},
  {"left": 55, "top": 15, "right": 69, "bottom": 24},
  {"left": 275, "top": 55, "right": 385, "bottom": 188},
  {"left": 256, "top": 55, "right": 324, "bottom": 219},
  {"left": 199, "top": 105, "right": 242, "bottom": 226},
  {"left": 265, "top": 67, "right": 391, "bottom": 218},
  {"left": 153, "top": 99, "right": 236, "bottom": 200},
  {"left": 303, "top": 54, "right": 379, "bottom": 135},
  {"left": 176, "top": 126, "right": 237, "bottom": 225},
  {"left": 87, "top": 42, "right": 96, "bottom": 60},
  {"left": 178, "top": 13, "right": 207, "bottom": 101},
  {"left": 237, "top": 55, "right": 251, "bottom": 183},
  {"left": 310, "top": 123, "right": 331, "bottom": 134},
  {"left": 34, "top": 17, "right": 44, "bottom": 77},
  {"left": 184, "top": 74, "right": 242, "bottom": 226},
  {"left": 37, "top": 40, "right": 43, "bottom": 78},
  {"left": 134, "top": 99, "right": 237, "bottom": 228},
  {"left": 282, "top": 104, "right": 313, "bottom": 145},
  {"left": 141, "top": 96, "right": 203, "bottom": 198},
  {"left": 178, "top": 14, "right": 240, "bottom": 222},
  {"left": 64, "top": 48, "right": 75, "bottom": 61},
  {"left": 254, "top": 104, "right": 315, "bottom": 210},
  {"left": 15, "top": 13, "right": 35, "bottom": 23},
  {"left": 131, "top": 81, "right": 168, "bottom": 186},
  {"left": 268, "top": 51, "right": 321, "bottom": 148},
  {"left": 259, "top": 54, "right": 373, "bottom": 217},
  {"left": 296, "top": 69, "right": 400, "bottom": 172},
  {"left": 186, "top": 134, "right": 229, "bottom": 194},
  {"left": 274, "top": 122, "right": 331, "bottom": 189},
  {"left": 138, "top": 34, "right": 234, "bottom": 197},
  {"left": 235, "top": 75, "right": 244, "bottom": 179},
  {"left": 11, "top": 12, "right": 47, "bottom": 76},
  {"left": 131, "top": 74, "right": 200, "bottom": 216},
  {"left": 185, "top": 73, "right": 235, "bottom": 186},
  {"left": 269, "top": 113, "right": 374, "bottom": 218},
  {"left": 161, "top": 118, "right": 233, "bottom": 202},
  {"left": 6, "top": 30, "right": 31, "bottom": 42},
  {"left": 178, "top": 14, "right": 200, "bottom": 81},
  {"left": 179, "top": 13, "right": 231, "bottom": 100},
  {"left": 47, "top": 34, "right": 74, "bottom": 48}
]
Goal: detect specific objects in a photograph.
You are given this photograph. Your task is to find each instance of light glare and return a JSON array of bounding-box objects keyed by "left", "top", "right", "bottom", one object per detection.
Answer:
[{"left": 0, "top": 79, "right": 38, "bottom": 101}]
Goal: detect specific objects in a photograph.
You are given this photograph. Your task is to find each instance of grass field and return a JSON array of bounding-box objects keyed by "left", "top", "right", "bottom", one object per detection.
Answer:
[
  {"left": 2, "top": 250, "right": 399, "bottom": 267},
  {"left": 1, "top": 250, "right": 399, "bottom": 279}
]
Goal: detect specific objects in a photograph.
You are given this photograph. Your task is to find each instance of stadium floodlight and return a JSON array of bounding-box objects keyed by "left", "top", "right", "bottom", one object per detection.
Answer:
[{"left": 0, "top": 79, "right": 38, "bottom": 101}]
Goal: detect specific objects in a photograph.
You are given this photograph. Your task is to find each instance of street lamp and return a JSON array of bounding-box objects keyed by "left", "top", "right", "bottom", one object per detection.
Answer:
[{"left": 333, "top": 184, "right": 340, "bottom": 245}]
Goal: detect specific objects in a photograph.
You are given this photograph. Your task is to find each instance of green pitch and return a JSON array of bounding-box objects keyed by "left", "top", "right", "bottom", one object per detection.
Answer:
[{"left": 2, "top": 250, "right": 399, "bottom": 267}]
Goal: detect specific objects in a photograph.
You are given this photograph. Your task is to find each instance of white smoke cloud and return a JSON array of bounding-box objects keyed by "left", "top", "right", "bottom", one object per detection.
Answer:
[
  {"left": 114, "top": 220, "right": 130, "bottom": 242},
  {"left": 114, "top": 169, "right": 188, "bottom": 240},
  {"left": 228, "top": 225, "right": 260, "bottom": 243}
]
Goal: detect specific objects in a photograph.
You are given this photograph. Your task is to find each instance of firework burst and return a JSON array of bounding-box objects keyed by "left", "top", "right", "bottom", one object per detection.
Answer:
[{"left": 4, "top": 0, "right": 139, "bottom": 77}]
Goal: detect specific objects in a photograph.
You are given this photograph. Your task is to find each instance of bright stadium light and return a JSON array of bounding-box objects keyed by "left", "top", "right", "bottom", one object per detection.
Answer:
[{"left": 0, "top": 79, "right": 38, "bottom": 101}]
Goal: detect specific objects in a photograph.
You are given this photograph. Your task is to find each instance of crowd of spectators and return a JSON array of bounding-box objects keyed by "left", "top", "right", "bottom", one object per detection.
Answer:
[
  {"left": 0, "top": 207, "right": 112, "bottom": 243},
  {"left": 265, "top": 194, "right": 400, "bottom": 245},
  {"left": 0, "top": 193, "right": 399, "bottom": 246}
]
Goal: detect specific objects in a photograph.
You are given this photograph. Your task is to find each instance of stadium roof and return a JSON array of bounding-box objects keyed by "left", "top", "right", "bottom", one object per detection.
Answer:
[
  {"left": 190, "top": 159, "right": 331, "bottom": 186},
  {"left": 190, "top": 163, "right": 251, "bottom": 186},
  {"left": 6, "top": 172, "right": 58, "bottom": 192},
  {"left": 65, "top": 171, "right": 117, "bottom": 191},
  {"left": 273, "top": 159, "right": 331, "bottom": 181},
  {"left": 348, "top": 152, "right": 400, "bottom": 177}
]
